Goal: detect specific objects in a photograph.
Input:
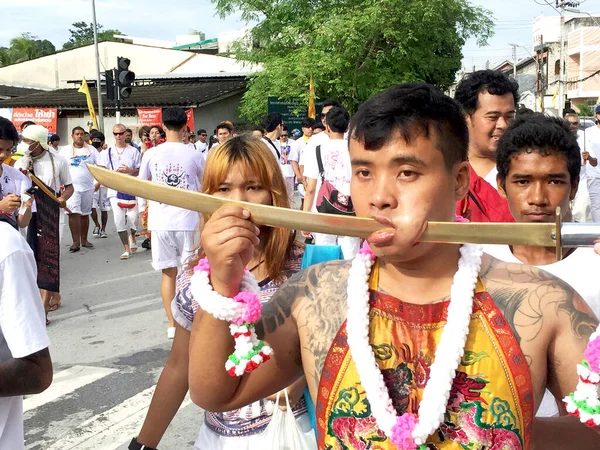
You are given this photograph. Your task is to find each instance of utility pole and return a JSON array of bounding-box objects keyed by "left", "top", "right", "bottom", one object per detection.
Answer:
[
  {"left": 557, "top": 0, "right": 566, "bottom": 117},
  {"left": 510, "top": 44, "right": 518, "bottom": 80},
  {"left": 91, "top": 0, "right": 104, "bottom": 131}
]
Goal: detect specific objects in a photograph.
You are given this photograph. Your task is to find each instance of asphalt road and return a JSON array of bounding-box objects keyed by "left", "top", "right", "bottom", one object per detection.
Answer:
[{"left": 23, "top": 216, "right": 203, "bottom": 449}]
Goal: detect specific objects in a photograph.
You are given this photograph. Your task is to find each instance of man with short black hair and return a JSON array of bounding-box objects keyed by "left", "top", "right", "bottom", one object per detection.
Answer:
[
  {"left": 276, "top": 124, "right": 302, "bottom": 199},
  {"left": 216, "top": 122, "right": 233, "bottom": 145},
  {"left": 485, "top": 113, "right": 600, "bottom": 418},
  {"left": 195, "top": 128, "right": 208, "bottom": 154},
  {"left": 48, "top": 134, "right": 60, "bottom": 154},
  {"left": 59, "top": 126, "right": 99, "bottom": 252},
  {"left": 261, "top": 112, "right": 284, "bottom": 161},
  {"left": 454, "top": 70, "right": 518, "bottom": 221},
  {"left": 302, "top": 106, "right": 359, "bottom": 258},
  {"left": 138, "top": 107, "right": 205, "bottom": 339},
  {"left": 90, "top": 130, "right": 109, "bottom": 238},
  {"left": 124, "top": 128, "right": 140, "bottom": 150}
]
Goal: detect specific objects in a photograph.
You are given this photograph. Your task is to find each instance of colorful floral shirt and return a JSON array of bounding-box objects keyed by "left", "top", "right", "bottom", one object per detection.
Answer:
[
  {"left": 317, "top": 262, "right": 534, "bottom": 449},
  {"left": 172, "top": 246, "right": 308, "bottom": 437}
]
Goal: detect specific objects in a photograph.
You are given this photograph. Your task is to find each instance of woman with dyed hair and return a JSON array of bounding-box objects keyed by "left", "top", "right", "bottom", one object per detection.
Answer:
[{"left": 130, "top": 135, "right": 312, "bottom": 450}]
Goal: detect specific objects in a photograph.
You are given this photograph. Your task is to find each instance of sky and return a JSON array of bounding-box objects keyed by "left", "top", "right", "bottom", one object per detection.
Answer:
[{"left": 1, "top": 0, "right": 599, "bottom": 71}]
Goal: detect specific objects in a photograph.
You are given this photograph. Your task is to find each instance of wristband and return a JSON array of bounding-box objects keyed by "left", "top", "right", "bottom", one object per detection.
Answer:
[
  {"left": 190, "top": 258, "right": 273, "bottom": 376},
  {"left": 128, "top": 438, "right": 157, "bottom": 450}
]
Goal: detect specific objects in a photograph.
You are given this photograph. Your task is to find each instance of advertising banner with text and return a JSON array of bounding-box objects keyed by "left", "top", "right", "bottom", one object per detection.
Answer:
[
  {"left": 137, "top": 108, "right": 163, "bottom": 127},
  {"left": 12, "top": 108, "right": 57, "bottom": 133},
  {"left": 185, "top": 109, "right": 195, "bottom": 133}
]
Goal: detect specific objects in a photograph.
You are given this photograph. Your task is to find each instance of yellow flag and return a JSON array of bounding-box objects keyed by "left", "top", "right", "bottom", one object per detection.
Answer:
[
  {"left": 308, "top": 76, "right": 316, "bottom": 120},
  {"left": 552, "top": 86, "right": 559, "bottom": 109},
  {"left": 78, "top": 77, "right": 99, "bottom": 130}
]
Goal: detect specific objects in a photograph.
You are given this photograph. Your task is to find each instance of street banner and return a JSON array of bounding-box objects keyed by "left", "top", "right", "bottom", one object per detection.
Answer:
[
  {"left": 27, "top": 179, "right": 60, "bottom": 292},
  {"left": 185, "top": 108, "right": 195, "bottom": 133},
  {"left": 137, "top": 108, "right": 163, "bottom": 127},
  {"left": 12, "top": 108, "right": 57, "bottom": 133},
  {"left": 78, "top": 78, "right": 99, "bottom": 130}
]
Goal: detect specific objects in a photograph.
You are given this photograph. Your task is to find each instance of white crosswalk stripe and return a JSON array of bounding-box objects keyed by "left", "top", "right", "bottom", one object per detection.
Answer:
[{"left": 24, "top": 363, "right": 193, "bottom": 450}]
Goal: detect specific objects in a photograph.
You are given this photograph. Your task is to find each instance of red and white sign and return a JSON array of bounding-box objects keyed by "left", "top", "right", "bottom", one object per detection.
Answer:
[
  {"left": 12, "top": 108, "right": 57, "bottom": 133},
  {"left": 185, "top": 109, "right": 195, "bottom": 133},
  {"left": 137, "top": 108, "right": 162, "bottom": 127}
]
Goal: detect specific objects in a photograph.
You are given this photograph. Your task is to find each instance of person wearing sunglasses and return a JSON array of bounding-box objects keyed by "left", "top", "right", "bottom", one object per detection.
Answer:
[{"left": 96, "top": 124, "right": 142, "bottom": 260}]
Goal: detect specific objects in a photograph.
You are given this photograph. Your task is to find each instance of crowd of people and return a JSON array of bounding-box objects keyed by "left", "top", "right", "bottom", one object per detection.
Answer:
[{"left": 2, "top": 69, "right": 600, "bottom": 450}]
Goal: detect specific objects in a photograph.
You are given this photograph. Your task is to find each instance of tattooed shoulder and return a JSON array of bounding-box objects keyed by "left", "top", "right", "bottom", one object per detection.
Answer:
[{"left": 481, "top": 255, "right": 598, "bottom": 344}]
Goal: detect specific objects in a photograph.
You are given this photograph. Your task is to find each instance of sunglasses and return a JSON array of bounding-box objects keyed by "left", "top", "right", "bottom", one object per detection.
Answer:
[
  {"left": 200, "top": 133, "right": 207, "bottom": 136},
  {"left": 113, "top": 131, "right": 125, "bottom": 136},
  {"left": 281, "top": 134, "right": 288, "bottom": 137}
]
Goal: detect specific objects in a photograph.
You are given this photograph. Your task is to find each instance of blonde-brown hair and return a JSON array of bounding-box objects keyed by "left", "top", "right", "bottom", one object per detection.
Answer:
[{"left": 198, "top": 135, "right": 294, "bottom": 282}]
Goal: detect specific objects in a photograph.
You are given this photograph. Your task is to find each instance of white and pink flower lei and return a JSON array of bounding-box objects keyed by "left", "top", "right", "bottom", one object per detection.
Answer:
[
  {"left": 564, "top": 325, "right": 600, "bottom": 427},
  {"left": 346, "top": 241, "right": 483, "bottom": 450},
  {"left": 190, "top": 258, "right": 272, "bottom": 376}
]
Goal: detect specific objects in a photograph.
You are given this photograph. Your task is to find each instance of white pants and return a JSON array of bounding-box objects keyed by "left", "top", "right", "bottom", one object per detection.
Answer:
[
  {"left": 588, "top": 177, "right": 600, "bottom": 222},
  {"left": 572, "top": 176, "right": 592, "bottom": 223},
  {"left": 313, "top": 233, "right": 360, "bottom": 260},
  {"left": 66, "top": 189, "right": 94, "bottom": 215},
  {"left": 109, "top": 197, "right": 139, "bottom": 232},
  {"left": 93, "top": 186, "right": 111, "bottom": 211},
  {"left": 151, "top": 230, "right": 199, "bottom": 270},
  {"left": 284, "top": 176, "right": 295, "bottom": 201}
]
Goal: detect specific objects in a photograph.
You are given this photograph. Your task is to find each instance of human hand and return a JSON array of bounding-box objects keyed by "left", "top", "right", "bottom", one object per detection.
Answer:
[
  {"left": 0, "top": 194, "right": 21, "bottom": 213},
  {"left": 200, "top": 206, "right": 260, "bottom": 297},
  {"left": 582, "top": 151, "right": 590, "bottom": 161},
  {"left": 56, "top": 197, "right": 67, "bottom": 209},
  {"left": 94, "top": 182, "right": 100, "bottom": 192},
  {"left": 301, "top": 231, "right": 313, "bottom": 239},
  {"left": 117, "top": 165, "right": 131, "bottom": 175},
  {"left": 22, "top": 195, "right": 34, "bottom": 209}
]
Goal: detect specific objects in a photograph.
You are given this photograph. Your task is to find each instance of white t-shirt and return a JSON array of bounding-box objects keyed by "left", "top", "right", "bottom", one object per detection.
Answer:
[
  {"left": 195, "top": 141, "right": 208, "bottom": 153},
  {"left": 15, "top": 151, "right": 72, "bottom": 194},
  {"left": 275, "top": 140, "right": 299, "bottom": 178},
  {"left": 0, "top": 164, "right": 35, "bottom": 218},
  {"left": 59, "top": 144, "right": 98, "bottom": 192},
  {"left": 98, "top": 146, "right": 142, "bottom": 199},
  {"left": 296, "top": 136, "right": 311, "bottom": 167},
  {"left": 138, "top": 142, "right": 205, "bottom": 231},
  {"left": 0, "top": 222, "right": 50, "bottom": 450},
  {"left": 484, "top": 166, "right": 499, "bottom": 191},
  {"left": 581, "top": 126, "right": 600, "bottom": 180},
  {"left": 261, "top": 137, "right": 281, "bottom": 162},
  {"left": 303, "top": 139, "right": 352, "bottom": 212},
  {"left": 483, "top": 244, "right": 600, "bottom": 418}
]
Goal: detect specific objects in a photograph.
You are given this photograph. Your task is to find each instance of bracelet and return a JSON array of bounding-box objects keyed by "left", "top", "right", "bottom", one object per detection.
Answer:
[
  {"left": 190, "top": 258, "right": 273, "bottom": 376},
  {"left": 563, "top": 325, "right": 600, "bottom": 427},
  {"left": 128, "top": 437, "right": 157, "bottom": 450}
]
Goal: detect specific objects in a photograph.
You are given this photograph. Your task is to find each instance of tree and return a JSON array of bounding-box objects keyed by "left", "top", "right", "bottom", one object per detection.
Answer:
[
  {"left": 62, "top": 22, "right": 122, "bottom": 50},
  {"left": 213, "top": 0, "right": 494, "bottom": 122},
  {"left": 578, "top": 102, "right": 594, "bottom": 117},
  {"left": 0, "top": 33, "right": 56, "bottom": 67}
]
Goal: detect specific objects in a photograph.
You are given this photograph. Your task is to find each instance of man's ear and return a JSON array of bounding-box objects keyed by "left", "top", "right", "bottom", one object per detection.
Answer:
[
  {"left": 570, "top": 176, "right": 579, "bottom": 201},
  {"left": 454, "top": 161, "right": 471, "bottom": 201},
  {"left": 497, "top": 174, "right": 508, "bottom": 200}
]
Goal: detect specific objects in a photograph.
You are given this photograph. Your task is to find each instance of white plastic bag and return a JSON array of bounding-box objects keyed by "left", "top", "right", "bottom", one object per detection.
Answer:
[{"left": 257, "top": 389, "right": 318, "bottom": 450}]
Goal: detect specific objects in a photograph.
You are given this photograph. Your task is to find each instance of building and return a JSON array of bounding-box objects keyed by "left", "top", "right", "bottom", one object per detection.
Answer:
[
  {"left": 0, "top": 74, "right": 247, "bottom": 139},
  {"left": 0, "top": 41, "right": 254, "bottom": 90},
  {"left": 567, "top": 26, "right": 600, "bottom": 109}
]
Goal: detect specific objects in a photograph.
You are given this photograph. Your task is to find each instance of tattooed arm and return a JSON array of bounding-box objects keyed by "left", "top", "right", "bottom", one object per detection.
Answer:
[{"left": 483, "top": 256, "right": 600, "bottom": 446}]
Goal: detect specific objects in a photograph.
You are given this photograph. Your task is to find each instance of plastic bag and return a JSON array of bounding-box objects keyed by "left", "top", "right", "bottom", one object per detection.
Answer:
[{"left": 257, "top": 389, "right": 318, "bottom": 450}]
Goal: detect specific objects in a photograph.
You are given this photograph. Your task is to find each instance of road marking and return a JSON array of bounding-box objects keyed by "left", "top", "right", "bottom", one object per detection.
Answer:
[
  {"left": 45, "top": 387, "right": 193, "bottom": 450},
  {"left": 67, "top": 270, "right": 155, "bottom": 292},
  {"left": 23, "top": 365, "right": 117, "bottom": 412},
  {"left": 50, "top": 293, "right": 158, "bottom": 321}
]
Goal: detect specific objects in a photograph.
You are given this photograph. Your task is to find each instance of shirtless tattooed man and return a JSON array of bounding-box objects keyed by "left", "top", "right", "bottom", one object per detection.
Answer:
[{"left": 188, "top": 83, "right": 600, "bottom": 449}]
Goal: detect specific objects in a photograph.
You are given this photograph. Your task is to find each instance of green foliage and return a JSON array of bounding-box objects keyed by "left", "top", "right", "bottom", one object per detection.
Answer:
[
  {"left": 214, "top": 0, "right": 494, "bottom": 123},
  {"left": 62, "top": 22, "right": 122, "bottom": 51},
  {"left": 0, "top": 33, "right": 56, "bottom": 67},
  {"left": 578, "top": 102, "right": 594, "bottom": 117}
]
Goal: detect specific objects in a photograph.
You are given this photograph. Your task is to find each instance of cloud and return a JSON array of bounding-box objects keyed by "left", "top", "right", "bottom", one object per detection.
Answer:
[{"left": 0, "top": 0, "right": 245, "bottom": 48}]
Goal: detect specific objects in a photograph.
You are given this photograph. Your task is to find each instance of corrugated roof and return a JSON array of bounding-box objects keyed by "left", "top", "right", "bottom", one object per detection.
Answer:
[
  {"left": 0, "top": 84, "right": 45, "bottom": 98},
  {"left": 0, "top": 77, "right": 246, "bottom": 109}
]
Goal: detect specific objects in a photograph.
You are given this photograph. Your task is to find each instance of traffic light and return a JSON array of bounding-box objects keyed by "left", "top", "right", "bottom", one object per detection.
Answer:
[
  {"left": 116, "top": 57, "right": 135, "bottom": 99},
  {"left": 104, "top": 69, "right": 115, "bottom": 101}
]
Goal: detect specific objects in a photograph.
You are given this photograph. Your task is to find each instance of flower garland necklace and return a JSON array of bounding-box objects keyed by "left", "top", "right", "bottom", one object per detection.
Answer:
[{"left": 346, "top": 242, "right": 483, "bottom": 450}]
